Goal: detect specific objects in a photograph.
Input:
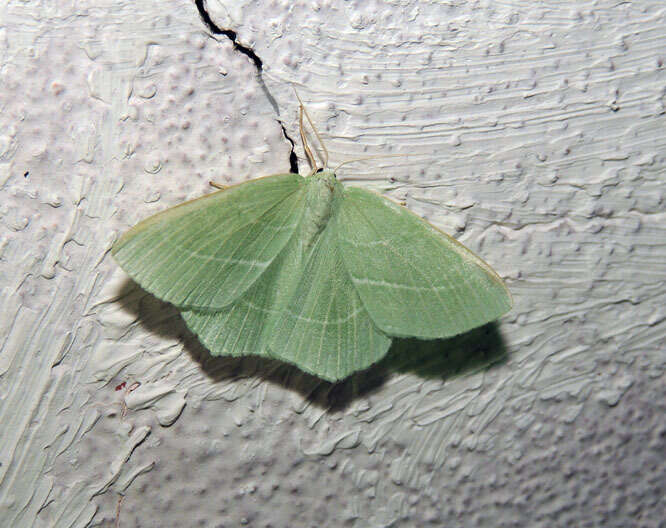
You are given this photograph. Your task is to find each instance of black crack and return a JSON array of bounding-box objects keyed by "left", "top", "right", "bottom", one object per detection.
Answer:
[
  {"left": 194, "top": 0, "right": 299, "bottom": 174},
  {"left": 278, "top": 121, "right": 299, "bottom": 174},
  {"left": 194, "top": 0, "right": 262, "bottom": 69}
]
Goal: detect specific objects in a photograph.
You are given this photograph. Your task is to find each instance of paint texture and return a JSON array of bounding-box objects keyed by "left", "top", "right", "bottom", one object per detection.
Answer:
[{"left": 0, "top": 1, "right": 664, "bottom": 526}]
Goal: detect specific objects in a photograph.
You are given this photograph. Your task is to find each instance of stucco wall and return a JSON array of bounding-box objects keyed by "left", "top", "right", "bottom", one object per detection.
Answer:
[{"left": 1, "top": 1, "right": 664, "bottom": 526}]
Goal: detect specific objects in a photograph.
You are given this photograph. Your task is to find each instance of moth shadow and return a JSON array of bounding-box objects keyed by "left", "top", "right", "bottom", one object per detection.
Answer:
[
  {"left": 381, "top": 323, "right": 509, "bottom": 381},
  {"left": 116, "top": 280, "right": 508, "bottom": 412}
]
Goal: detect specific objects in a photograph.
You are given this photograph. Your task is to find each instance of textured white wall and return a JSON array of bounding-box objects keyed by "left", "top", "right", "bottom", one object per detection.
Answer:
[{"left": 1, "top": 1, "right": 664, "bottom": 526}]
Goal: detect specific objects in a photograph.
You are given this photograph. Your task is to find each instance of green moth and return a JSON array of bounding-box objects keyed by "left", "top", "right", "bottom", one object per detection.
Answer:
[{"left": 112, "top": 104, "right": 512, "bottom": 381}]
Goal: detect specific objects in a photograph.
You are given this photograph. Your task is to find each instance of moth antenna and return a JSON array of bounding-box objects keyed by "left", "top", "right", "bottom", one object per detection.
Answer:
[
  {"left": 293, "top": 88, "right": 328, "bottom": 169},
  {"left": 333, "top": 154, "right": 408, "bottom": 173},
  {"left": 299, "top": 103, "right": 317, "bottom": 171},
  {"left": 302, "top": 101, "right": 329, "bottom": 169}
]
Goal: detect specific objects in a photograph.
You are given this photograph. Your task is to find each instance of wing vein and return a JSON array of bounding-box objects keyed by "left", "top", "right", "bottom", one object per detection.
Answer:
[{"left": 347, "top": 198, "right": 450, "bottom": 320}]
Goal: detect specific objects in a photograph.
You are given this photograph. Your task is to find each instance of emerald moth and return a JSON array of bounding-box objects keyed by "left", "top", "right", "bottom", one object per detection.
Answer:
[{"left": 112, "top": 103, "right": 512, "bottom": 381}]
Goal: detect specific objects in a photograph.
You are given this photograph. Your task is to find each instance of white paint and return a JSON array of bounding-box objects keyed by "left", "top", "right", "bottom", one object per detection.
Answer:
[{"left": 0, "top": 0, "right": 664, "bottom": 526}]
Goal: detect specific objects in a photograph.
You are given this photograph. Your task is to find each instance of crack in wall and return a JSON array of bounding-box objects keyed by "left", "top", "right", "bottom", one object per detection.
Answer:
[{"left": 194, "top": 0, "right": 299, "bottom": 174}]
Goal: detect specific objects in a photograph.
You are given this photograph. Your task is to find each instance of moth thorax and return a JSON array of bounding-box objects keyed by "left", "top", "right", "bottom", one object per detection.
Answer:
[{"left": 302, "top": 171, "right": 339, "bottom": 246}]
